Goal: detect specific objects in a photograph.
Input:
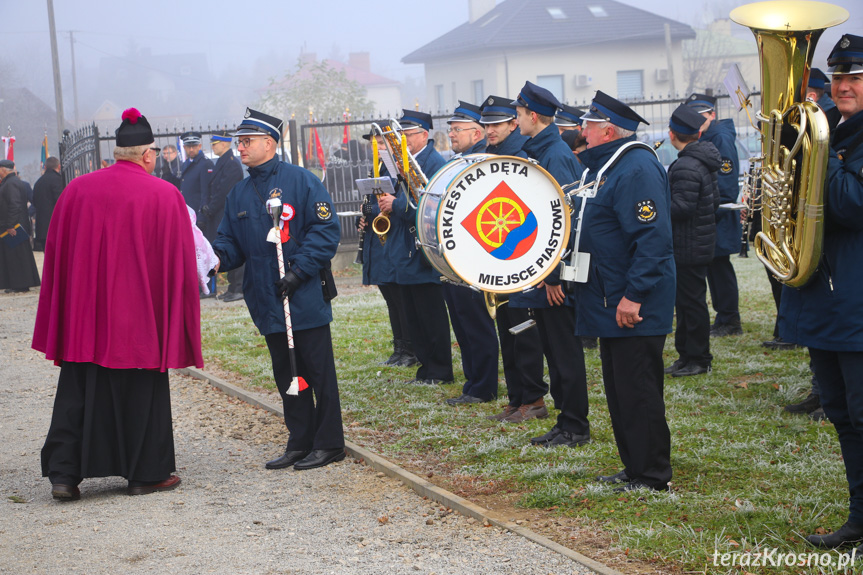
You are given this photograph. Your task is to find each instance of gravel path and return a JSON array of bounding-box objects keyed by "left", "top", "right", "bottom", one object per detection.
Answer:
[{"left": 0, "top": 289, "right": 595, "bottom": 575}]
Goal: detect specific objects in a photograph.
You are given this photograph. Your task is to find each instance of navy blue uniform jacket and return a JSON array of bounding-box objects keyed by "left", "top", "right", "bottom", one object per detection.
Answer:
[
  {"left": 779, "top": 109, "right": 863, "bottom": 351},
  {"left": 385, "top": 141, "right": 446, "bottom": 284},
  {"left": 213, "top": 156, "right": 340, "bottom": 335},
  {"left": 573, "top": 135, "right": 675, "bottom": 338},
  {"left": 203, "top": 149, "right": 243, "bottom": 239},
  {"left": 180, "top": 152, "right": 215, "bottom": 214},
  {"left": 361, "top": 163, "right": 396, "bottom": 286},
  {"left": 486, "top": 131, "right": 528, "bottom": 158},
  {"left": 510, "top": 123, "right": 583, "bottom": 308},
  {"left": 701, "top": 119, "right": 742, "bottom": 256}
]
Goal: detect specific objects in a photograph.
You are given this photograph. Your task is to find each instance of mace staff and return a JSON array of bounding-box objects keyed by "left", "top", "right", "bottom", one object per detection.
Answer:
[{"left": 266, "top": 197, "right": 307, "bottom": 396}]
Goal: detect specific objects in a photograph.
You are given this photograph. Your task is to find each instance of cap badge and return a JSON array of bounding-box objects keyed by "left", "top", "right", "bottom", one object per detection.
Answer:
[
  {"left": 841, "top": 36, "right": 851, "bottom": 49},
  {"left": 488, "top": 98, "right": 494, "bottom": 105},
  {"left": 244, "top": 108, "right": 251, "bottom": 118}
]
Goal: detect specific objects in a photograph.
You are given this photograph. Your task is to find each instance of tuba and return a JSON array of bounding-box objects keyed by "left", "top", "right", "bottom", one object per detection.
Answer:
[{"left": 730, "top": 1, "right": 848, "bottom": 287}]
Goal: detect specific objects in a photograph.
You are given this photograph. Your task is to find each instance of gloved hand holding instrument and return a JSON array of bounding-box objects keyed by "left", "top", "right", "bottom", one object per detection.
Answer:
[{"left": 266, "top": 197, "right": 308, "bottom": 396}]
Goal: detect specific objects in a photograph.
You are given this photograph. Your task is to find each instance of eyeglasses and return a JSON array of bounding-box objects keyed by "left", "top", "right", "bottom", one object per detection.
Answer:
[
  {"left": 144, "top": 146, "right": 161, "bottom": 157},
  {"left": 400, "top": 129, "right": 423, "bottom": 137},
  {"left": 447, "top": 126, "right": 478, "bottom": 134},
  {"left": 235, "top": 137, "right": 261, "bottom": 148}
]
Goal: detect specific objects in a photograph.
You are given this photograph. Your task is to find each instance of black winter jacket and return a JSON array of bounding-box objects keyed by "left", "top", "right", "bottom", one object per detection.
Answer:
[{"left": 668, "top": 140, "right": 721, "bottom": 266}]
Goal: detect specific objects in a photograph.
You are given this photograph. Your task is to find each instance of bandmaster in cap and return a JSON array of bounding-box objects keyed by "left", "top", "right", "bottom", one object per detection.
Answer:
[
  {"left": 828, "top": 34, "right": 863, "bottom": 75},
  {"left": 235, "top": 107, "right": 284, "bottom": 142},
  {"left": 580, "top": 90, "right": 649, "bottom": 131},
  {"left": 398, "top": 109, "right": 433, "bottom": 131},
  {"left": 554, "top": 104, "right": 585, "bottom": 128},
  {"left": 513, "top": 81, "right": 560, "bottom": 117},
  {"left": 448, "top": 100, "right": 482, "bottom": 124},
  {"left": 669, "top": 103, "right": 706, "bottom": 136},
  {"left": 116, "top": 107, "right": 154, "bottom": 147},
  {"left": 684, "top": 93, "right": 717, "bottom": 114},
  {"left": 480, "top": 95, "right": 517, "bottom": 124}
]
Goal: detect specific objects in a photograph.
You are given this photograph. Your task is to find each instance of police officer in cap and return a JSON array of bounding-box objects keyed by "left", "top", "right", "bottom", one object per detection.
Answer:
[
  {"left": 786, "top": 34, "right": 863, "bottom": 554},
  {"left": 377, "top": 110, "right": 453, "bottom": 385},
  {"left": 685, "top": 93, "right": 743, "bottom": 338},
  {"left": 180, "top": 132, "right": 214, "bottom": 217},
  {"left": 441, "top": 102, "right": 499, "bottom": 405},
  {"left": 577, "top": 90, "right": 675, "bottom": 491},
  {"left": 504, "top": 81, "right": 590, "bottom": 450},
  {"left": 212, "top": 108, "right": 345, "bottom": 471}
]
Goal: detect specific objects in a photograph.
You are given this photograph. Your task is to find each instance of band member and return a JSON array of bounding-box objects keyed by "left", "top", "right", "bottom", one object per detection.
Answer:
[
  {"left": 35, "top": 108, "right": 202, "bottom": 499},
  {"left": 786, "top": 34, "right": 863, "bottom": 554},
  {"left": 503, "top": 81, "right": 590, "bottom": 449},
  {"left": 576, "top": 91, "right": 675, "bottom": 490},
  {"left": 212, "top": 108, "right": 345, "bottom": 471},
  {"left": 378, "top": 110, "right": 453, "bottom": 385},
  {"left": 554, "top": 104, "right": 585, "bottom": 134},
  {"left": 685, "top": 93, "right": 742, "bottom": 338},
  {"left": 443, "top": 102, "right": 500, "bottom": 405},
  {"left": 664, "top": 104, "right": 721, "bottom": 377},
  {"left": 358, "top": 128, "right": 416, "bottom": 367}
]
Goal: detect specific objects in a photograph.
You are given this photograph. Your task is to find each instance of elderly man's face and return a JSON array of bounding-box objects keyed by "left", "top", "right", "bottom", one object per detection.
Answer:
[
  {"left": 832, "top": 73, "right": 863, "bottom": 120},
  {"left": 447, "top": 122, "right": 482, "bottom": 154}
]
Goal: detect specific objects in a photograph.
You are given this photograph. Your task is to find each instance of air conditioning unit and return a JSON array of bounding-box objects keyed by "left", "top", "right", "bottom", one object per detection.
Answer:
[
  {"left": 575, "top": 74, "right": 592, "bottom": 88},
  {"left": 655, "top": 68, "right": 669, "bottom": 83}
]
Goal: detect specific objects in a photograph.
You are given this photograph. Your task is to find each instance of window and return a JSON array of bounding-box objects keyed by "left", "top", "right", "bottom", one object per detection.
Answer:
[
  {"left": 536, "top": 74, "right": 565, "bottom": 103},
  {"left": 435, "top": 85, "right": 444, "bottom": 112},
  {"left": 472, "top": 80, "right": 484, "bottom": 105},
  {"left": 587, "top": 5, "right": 608, "bottom": 17},
  {"left": 547, "top": 7, "right": 567, "bottom": 19},
  {"left": 616, "top": 70, "right": 644, "bottom": 100}
]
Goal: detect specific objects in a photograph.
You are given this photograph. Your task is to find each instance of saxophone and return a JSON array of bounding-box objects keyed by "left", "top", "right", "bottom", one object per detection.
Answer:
[{"left": 730, "top": 1, "right": 848, "bottom": 287}]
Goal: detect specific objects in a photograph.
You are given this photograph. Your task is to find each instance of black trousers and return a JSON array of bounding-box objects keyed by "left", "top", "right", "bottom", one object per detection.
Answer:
[
  {"left": 535, "top": 306, "right": 589, "bottom": 435},
  {"left": 379, "top": 283, "right": 409, "bottom": 344},
  {"left": 674, "top": 263, "right": 712, "bottom": 366},
  {"left": 265, "top": 324, "right": 344, "bottom": 451},
  {"left": 766, "top": 268, "right": 783, "bottom": 338},
  {"left": 497, "top": 306, "right": 546, "bottom": 407},
  {"left": 227, "top": 264, "right": 245, "bottom": 294},
  {"left": 706, "top": 255, "right": 741, "bottom": 327},
  {"left": 399, "top": 283, "right": 454, "bottom": 382},
  {"left": 599, "top": 335, "right": 672, "bottom": 489},
  {"left": 810, "top": 348, "right": 863, "bottom": 525},
  {"left": 444, "top": 284, "right": 499, "bottom": 400},
  {"left": 41, "top": 362, "right": 175, "bottom": 485}
]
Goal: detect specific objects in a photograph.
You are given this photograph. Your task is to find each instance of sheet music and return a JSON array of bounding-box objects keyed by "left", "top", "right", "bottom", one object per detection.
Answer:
[
  {"left": 378, "top": 147, "right": 400, "bottom": 180},
  {"left": 356, "top": 177, "right": 397, "bottom": 197}
]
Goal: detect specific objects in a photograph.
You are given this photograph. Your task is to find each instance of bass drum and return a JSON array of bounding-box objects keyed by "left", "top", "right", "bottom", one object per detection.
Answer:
[{"left": 416, "top": 154, "right": 570, "bottom": 294}]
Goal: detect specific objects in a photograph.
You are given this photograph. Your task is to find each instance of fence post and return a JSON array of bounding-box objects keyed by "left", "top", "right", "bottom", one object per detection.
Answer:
[{"left": 288, "top": 119, "right": 300, "bottom": 166}]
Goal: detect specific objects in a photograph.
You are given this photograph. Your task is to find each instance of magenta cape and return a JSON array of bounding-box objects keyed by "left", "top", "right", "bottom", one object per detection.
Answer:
[{"left": 32, "top": 161, "right": 203, "bottom": 371}]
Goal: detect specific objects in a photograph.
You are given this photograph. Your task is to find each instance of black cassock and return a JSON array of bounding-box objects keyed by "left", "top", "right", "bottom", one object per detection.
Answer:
[
  {"left": 32, "top": 170, "right": 65, "bottom": 251},
  {"left": 0, "top": 173, "right": 40, "bottom": 290}
]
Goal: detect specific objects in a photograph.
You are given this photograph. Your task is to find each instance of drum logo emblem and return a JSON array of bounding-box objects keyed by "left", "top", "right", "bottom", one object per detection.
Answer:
[{"left": 462, "top": 181, "right": 537, "bottom": 260}]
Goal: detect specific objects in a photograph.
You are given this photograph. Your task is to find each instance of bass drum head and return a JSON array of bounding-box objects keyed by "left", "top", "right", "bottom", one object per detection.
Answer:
[{"left": 437, "top": 155, "right": 570, "bottom": 294}]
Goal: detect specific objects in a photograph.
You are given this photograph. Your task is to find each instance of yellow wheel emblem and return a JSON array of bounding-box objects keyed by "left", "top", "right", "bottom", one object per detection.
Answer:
[{"left": 476, "top": 197, "right": 525, "bottom": 247}]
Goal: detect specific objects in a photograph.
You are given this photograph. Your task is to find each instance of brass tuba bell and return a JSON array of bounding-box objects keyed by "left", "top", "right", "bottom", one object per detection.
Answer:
[{"left": 730, "top": 1, "right": 848, "bottom": 287}]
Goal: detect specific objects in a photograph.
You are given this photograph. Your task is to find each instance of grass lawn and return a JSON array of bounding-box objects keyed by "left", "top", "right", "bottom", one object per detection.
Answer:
[{"left": 200, "top": 255, "right": 854, "bottom": 575}]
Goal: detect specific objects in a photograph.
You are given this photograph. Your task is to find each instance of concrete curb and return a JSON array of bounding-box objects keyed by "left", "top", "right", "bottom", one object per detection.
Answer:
[{"left": 177, "top": 366, "right": 625, "bottom": 575}]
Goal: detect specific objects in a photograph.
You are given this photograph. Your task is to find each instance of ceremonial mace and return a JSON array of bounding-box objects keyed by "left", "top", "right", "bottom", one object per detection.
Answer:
[{"left": 266, "top": 197, "right": 307, "bottom": 396}]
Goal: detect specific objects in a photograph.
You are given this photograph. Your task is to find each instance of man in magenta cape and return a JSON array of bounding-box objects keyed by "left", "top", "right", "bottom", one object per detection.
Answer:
[{"left": 33, "top": 108, "right": 203, "bottom": 501}]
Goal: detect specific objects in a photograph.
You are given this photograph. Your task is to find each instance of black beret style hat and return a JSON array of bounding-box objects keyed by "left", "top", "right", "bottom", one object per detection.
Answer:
[{"left": 115, "top": 108, "right": 155, "bottom": 147}]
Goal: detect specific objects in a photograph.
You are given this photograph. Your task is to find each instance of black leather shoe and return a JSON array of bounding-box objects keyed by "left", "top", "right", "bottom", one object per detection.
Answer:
[
  {"left": 445, "top": 394, "right": 487, "bottom": 405},
  {"left": 221, "top": 291, "right": 244, "bottom": 303},
  {"left": 672, "top": 362, "right": 711, "bottom": 377},
  {"left": 51, "top": 484, "right": 81, "bottom": 501},
  {"left": 200, "top": 292, "right": 218, "bottom": 299},
  {"left": 530, "top": 425, "right": 562, "bottom": 445},
  {"left": 544, "top": 430, "right": 590, "bottom": 448},
  {"left": 128, "top": 475, "right": 181, "bottom": 496},
  {"left": 711, "top": 323, "right": 742, "bottom": 337},
  {"left": 293, "top": 448, "right": 346, "bottom": 470},
  {"left": 613, "top": 479, "right": 669, "bottom": 493},
  {"left": 762, "top": 337, "right": 799, "bottom": 350},
  {"left": 406, "top": 378, "right": 452, "bottom": 386},
  {"left": 785, "top": 392, "right": 821, "bottom": 414},
  {"left": 266, "top": 450, "right": 311, "bottom": 470},
  {"left": 596, "top": 470, "right": 629, "bottom": 484},
  {"left": 809, "top": 407, "right": 827, "bottom": 422},
  {"left": 664, "top": 359, "right": 686, "bottom": 375},
  {"left": 806, "top": 521, "right": 863, "bottom": 548}
]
